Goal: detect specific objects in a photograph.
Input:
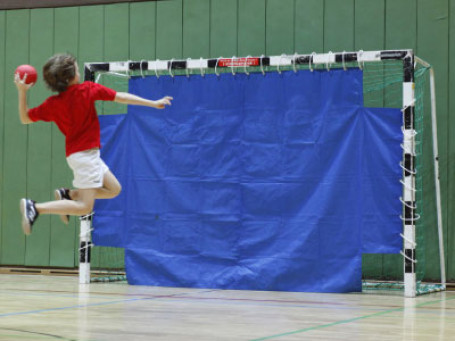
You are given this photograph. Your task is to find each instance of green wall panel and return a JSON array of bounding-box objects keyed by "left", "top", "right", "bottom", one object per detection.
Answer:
[
  {"left": 25, "top": 8, "right": 54, "bottom": 266},
  {"left": 183, "top": 0, "right": 209, "bottom": 59},
  {"left": 355, "top": 0, "right": 385, "bottom": 108},
  {"left": 0, "top": 12, "right": 5, "bottom": 264},
  {"left": 105, "top": 3, "right": 129, "bottom": 61},
  {"left": 295, "top": 0, "right": 324, "bottom": 54},
  {"left": 448, "top": 0, "right": 455, "bottom": 281},
  {"left": 417, "top": 0, "right": 449, "bottom": 280},
  {"left": 324, "top": 0, "right": 355, "bottom": 52},
  {"left": 1, "top": 10, "right": 30, "bottom": 265},
  {"left": 50, "top": 7, "right": 80, "bottom": 268},
  {"left": 156, "top": 0, "right": 183, "bottom": 60},
  {"left": 385, "top": 0, "right": 417, "bottom": 50},
  {"left": 238, "top": 0, "right": 265, "bottom": 56},
  {"left": 210, "top": 0, "right": 237, "bottom": 58},
  {"left": 79, "top": 6, "right": 104, "bottom": 69},
  {"left": 355, "top": 0, "right": 385, "bottom": 51},
  {"left": 266, "top": 0, "right": 295, "bottom": 55},
  {"left": 130, "top": 1, "right": 156, "bottom": 60},
  {"left": 104, "top": 3, "right": 130, "bottom": 116}
]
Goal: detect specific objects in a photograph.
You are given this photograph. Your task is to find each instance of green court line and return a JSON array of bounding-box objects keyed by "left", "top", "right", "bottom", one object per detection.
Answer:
[
  {"left": 0, "top": 332, "right": 47, "bottom": 340},
  {"left": 250, "top": 294, "right": 455, "bottom": 341},
  {"left": 0, "top": 333, "right": 98, "bottom": 341}
]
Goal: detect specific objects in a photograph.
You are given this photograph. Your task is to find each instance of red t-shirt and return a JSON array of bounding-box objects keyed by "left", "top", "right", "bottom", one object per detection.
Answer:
[{"left": 28, "top": 81, "right": 117, "bottom": 157}]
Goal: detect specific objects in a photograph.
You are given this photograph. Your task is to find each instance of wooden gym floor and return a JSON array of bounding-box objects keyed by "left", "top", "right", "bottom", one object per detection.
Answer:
[{"left": 0, "top": 274, "right": 454, "bottom": 340}]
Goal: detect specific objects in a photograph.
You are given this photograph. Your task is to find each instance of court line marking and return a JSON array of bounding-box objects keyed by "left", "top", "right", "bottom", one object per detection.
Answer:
[
  {"left": 0, "top": 291, "right": 408, "bottom": 314},
  {"left": 0, "top": 287, "right": 219, "bottom": 301},
  {"left": 249, "top": 294, "right": 455, "bottom": 341},
  {"left": 0, "top": 288, "right": 216, "bottom": 301},
  {"left": 6, "top": 287, "right": 454, "bottom": 313},
  {"left": 1, "top": 289, "right": 408, "bottom": 315},
  {"left": 0, "top": 327, "right": 77, "bottom": 340},
  {"left": 152, "top": 295, "right": 397, "bottom": 312},
  {"left": 0, "top": 298, "right": 146, "bottom": 318},
  {"left": 1, "top": 287, "right": 406, "bottom": 309},
  {"left": 0, "top": 290, "right": 210, "bottom": 319}
]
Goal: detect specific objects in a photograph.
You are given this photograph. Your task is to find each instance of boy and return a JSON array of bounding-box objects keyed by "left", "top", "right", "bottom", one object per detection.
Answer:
[{"left": 15, "top": 53, "right": 172, "bottom": 235}]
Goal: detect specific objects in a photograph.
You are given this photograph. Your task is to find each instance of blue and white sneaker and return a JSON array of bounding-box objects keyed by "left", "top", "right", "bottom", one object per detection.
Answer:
[
  {"left": 20, "top": 198, "right": 39, "bottom": 235},
  {"left": 54, "top": 188, "right": 71, "bottom": 224}
]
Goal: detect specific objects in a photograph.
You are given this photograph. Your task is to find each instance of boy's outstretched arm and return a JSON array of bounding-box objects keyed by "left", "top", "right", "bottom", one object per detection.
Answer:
[
  {"left": 14, "top": 73, "right": 34, "bottom": 124},
  {"left": 114, "top": 92, "right": 173, "bottom": 109}
]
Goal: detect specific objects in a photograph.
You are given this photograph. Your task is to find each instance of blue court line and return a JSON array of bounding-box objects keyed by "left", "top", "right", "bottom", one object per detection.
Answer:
[
  {"left": 0, "top": 297, "right": 146, "bottom": 318},
  {"left": 0, "top": 290, "right": 385, "bottom": 311},
  {"left": 0, "top": 287, "right": 219, "bottom": 302},
  {"left": 0, "top": 290, "right": 125, "bottom": 301},
  {"left": 0, "top": 289, "right": 211, "bottom": 318}
]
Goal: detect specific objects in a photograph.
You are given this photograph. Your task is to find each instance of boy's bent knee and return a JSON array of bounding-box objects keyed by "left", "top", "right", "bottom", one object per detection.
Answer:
[
  {"left": 107, "top": 183, "right": 121, "bottom": 198},
  {"left": 113, "top": 184, "right": 122, "bottom": 197},
  {"left": 78, "top": 207, "right": 93, "bottom": 216},
  {"left": 73, "top": 201, "right": 94, "bottom": 216}
]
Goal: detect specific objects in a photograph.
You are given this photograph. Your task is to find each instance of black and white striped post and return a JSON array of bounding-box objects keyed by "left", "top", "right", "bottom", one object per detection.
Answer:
[
  {"left": 79, "top": 213, "right": 93, "bottom": 284},
  {"left": 401, "top": 52, "right": 418, "bottom": 297}
]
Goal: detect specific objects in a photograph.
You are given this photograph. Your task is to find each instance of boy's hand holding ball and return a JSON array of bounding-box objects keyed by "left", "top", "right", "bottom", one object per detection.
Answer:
[{"left": 14, "top": 64, "right": 37, "bottom": 91}]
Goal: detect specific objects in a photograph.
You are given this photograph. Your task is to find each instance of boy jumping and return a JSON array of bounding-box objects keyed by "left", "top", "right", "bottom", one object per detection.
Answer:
[{"left": 15, "top": 53, "right": 172, "bottom": 235}]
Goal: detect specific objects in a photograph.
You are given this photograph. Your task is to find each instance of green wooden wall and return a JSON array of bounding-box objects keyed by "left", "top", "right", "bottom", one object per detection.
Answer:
[{"left": 0, "top": 0, "right": 453, "bottom": 281}]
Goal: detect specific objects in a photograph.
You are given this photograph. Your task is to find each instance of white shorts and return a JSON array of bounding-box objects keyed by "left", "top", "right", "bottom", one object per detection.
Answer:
[{"left": 66, "top": 149, "right": 109, "bottom": 189}]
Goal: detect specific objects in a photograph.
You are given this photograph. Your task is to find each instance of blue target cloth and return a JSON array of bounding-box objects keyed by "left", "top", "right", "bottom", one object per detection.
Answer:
[{"left": 94, "top": 69, "right": 402, "bottom": 292}]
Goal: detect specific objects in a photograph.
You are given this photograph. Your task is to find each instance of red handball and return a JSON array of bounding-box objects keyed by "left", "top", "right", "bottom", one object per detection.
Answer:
[{"left": 15, "top": 64, "right": 38, "bottom": 84}]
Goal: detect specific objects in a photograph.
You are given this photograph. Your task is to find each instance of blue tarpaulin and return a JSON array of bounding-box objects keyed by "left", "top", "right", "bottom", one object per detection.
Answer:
[{"left": 94, "top": 69, "right": 402, "bottom": 292}]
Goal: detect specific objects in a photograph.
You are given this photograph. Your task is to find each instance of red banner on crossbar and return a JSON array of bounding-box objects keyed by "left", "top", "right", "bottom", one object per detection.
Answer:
[{"left": 218, "top": 58, "right": 260, "bottom": 67}]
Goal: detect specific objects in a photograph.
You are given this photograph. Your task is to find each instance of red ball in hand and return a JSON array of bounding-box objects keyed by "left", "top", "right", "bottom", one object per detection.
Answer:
[{"left": 15, "top": 64, "right": 38, "bottom": 84}]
